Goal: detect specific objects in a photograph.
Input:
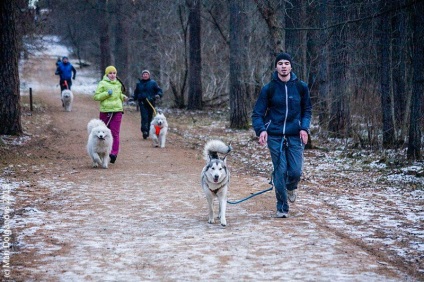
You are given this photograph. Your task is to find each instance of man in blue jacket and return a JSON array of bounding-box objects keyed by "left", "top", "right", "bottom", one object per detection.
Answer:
[
  {"left": 55, "top": 56, "right": 76, "bottom": 93},
  {"left": 133, "top": 70, "right": 163, "bottom": 139},
  {"left": 252, "top": 52, "right": 312, "bottom": 218}
]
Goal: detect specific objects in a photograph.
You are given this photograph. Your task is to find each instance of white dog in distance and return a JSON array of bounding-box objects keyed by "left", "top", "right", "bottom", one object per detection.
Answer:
[
  {"left": 149, "top": 111, "right": 168, "bottom": 148},
  {"left": 61, "top": 89, "right": 74, "bottom": 112},
  {"left": 201, "top": 140, "right": 232, "bottom": 226},
  {"left": 86, "top": 119, "right": 113, "bottom": 169}
]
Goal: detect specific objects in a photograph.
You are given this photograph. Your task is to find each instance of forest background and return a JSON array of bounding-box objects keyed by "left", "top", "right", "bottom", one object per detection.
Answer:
[{"left": 1, "top": 0, "right": 423, "bottom": 161}]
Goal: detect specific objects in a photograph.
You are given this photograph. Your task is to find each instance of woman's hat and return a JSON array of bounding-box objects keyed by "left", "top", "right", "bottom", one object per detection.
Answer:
[{"left": 105, "top": 66, "right": 117, "bottom": 74}]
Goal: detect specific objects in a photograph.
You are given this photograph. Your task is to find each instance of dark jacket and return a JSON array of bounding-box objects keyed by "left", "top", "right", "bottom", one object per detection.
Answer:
[
  {"left": 251, "top": 71, "right": 312, "bottom": 137},
  {"left": 55, "top": 62, "right": 76, "bottom": 80},
  {"left": 133, "top": 78, "right": 163, "bottom": 102}
]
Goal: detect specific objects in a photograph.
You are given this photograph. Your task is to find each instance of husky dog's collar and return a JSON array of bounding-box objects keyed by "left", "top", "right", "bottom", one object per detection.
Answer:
[
  {"left": 209, "top": 186, "right": 223, "bottom": 194},
  {"left": 203, "top": 175, "right": 227, "bottom": 194}
]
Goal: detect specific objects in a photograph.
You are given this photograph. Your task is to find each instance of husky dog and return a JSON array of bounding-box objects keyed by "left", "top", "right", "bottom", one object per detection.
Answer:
[
  {"left": 201, "top": 140, "right": 232, "bottom": 226},
  {"left": 149, "top": 110, "right": 168, "bottom": 148},
  {"left": 61, "top": 89, "right": 74, "bottom": 112},
  {"left": 86, "top": 119, "right": 113, "bottom": 169}
]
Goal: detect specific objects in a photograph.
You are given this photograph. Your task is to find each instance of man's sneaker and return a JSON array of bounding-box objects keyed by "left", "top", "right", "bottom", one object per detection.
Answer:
[
  {"left": 288, "top": 189, "right": 297, "bottom": 203},
  {"left": 109, "top": 154, "right": 117, "bottom": 164},
  {"left": 142, "top": 131, "right": 148, "bottom": 139},
  {"left": 276, "top": 211, "right": 288, "bottom": 218}
]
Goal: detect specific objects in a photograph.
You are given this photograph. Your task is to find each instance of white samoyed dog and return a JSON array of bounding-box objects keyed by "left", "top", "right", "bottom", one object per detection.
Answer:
[
  {"left": 61, "top": 89, "right": 74, "bottom": 112},
  {"left": 201, "top": 140, "right": 232, "bottom": 226},
  {"left": 149, "top": 111, "right": 168, "bottom": 148},
  {"left": 86, "top": 119, "right": 113, "bottom": 169}
]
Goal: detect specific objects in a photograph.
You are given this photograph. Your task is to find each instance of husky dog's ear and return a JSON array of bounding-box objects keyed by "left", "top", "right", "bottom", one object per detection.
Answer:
[
  {"left": 222, "top": 155, "right": 227, "bottom": 164},
  {"left": 227, "top": 143, "right": 232, "bottom": 153}
]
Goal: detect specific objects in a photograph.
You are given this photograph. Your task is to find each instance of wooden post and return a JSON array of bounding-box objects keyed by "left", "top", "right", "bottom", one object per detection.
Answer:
[{"left": 29, "top": 87, "right": 33, "bottom": 111}]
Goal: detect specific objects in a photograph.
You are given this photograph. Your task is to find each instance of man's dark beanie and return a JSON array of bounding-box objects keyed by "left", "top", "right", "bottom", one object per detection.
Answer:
[{"left": 275, "top": 52, "right": 292, "bottom": 67}]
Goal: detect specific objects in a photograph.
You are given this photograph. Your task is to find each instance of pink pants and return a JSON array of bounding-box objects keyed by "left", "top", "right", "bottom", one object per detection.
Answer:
[{"left": 99, "top": 112, "right": 123, "bottom": 156}]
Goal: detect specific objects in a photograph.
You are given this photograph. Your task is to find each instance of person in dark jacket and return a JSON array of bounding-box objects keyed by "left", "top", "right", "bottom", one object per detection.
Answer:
[
  {"left": 251, "top": 52, "right": 312, "bottom": 218},
  {"left": 55, "top": 56, "right": 76, "bottom": 93},
  {"left": 133, "top": 70, "right": 163, "bottom": 139}
]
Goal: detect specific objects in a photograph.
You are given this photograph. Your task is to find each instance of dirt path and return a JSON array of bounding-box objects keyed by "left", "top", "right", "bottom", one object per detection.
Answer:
[{"left": 1, "top": 55, "right": 418, "bottom": 281}]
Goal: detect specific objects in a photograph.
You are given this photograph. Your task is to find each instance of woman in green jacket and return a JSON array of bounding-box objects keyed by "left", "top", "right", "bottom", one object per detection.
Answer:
[{"left": 94, "top": 66, "right": 128, "bottom": 164}]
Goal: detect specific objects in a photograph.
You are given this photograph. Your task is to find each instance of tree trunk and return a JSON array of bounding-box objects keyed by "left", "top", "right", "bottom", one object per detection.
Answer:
[
  {"left": 98, "top": 0, "right": 112, "bottom": 79},
  {"left": 300, "top": 1, "right": 308, "bottom": 81},
  {"left": 380, "top": 1, "right": 396, "bottom": 148},
  {"left": 115, "top": 0, "right": 131, "bottom": 91},
  {"left": 0, "top": 0, "right": 22, "bottom": 135},
  {"left": 392, "top": 11, "right": 408, "bottom": 142},
  {"left": 316, "top": 0, "right": 329, "bottom": 134},
  {"left": 187, "top": 0, "right": 203, "bottom": 110},
  {"left": 285, "top": 0, "right": 308, "bottom": 80},
  {"left": 229, "top": 0, "right": 249, "bottom": 129},
  {"left": 254, "top": 0, "right": 285, "bottom": 68},
  {"left": 407, "top": 2, "right": 423, "bottom": 160},
  {"left": 328, "top": 2, "right": 350, "bottom": 138}
]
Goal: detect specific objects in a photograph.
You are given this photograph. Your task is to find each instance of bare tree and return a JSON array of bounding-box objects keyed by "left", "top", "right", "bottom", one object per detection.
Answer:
[
  {"left": 187, "top": 0, "right": 203, "bottom": 110},
  {"left": 169, "top": 3, "right": 189, "bottom": 109},
  {"left": 229, "top": 0, "right": 249, "bottom": 129},
  {"left": 114, "top": 0, "right": 132, "bottom": 90},
  {"left": 254, "top": 0, "right": 285, "bottom": 66},
  {"left": 285, "top": 0, "right": 308, "bottom": 80},
  {"left": 314, "top": 0, "right": 330, "bottom": 134},
  {"left": 379, "top": 1, "right": 396, "bottom": 148},
  {"left": 392, "top": 9, "right": 409, "bottom": 141},
  {"left": 407, "top": 1, "right": 424, "bottom": 160},
  {"left": 0, "top": 0, "right": 22, "bottom": 135},
  {"left": 98, "top": 0, "right": 112, "bottom": 78},
  {"left": 327, "top": 2, "right": 350, "bottom": 138}
]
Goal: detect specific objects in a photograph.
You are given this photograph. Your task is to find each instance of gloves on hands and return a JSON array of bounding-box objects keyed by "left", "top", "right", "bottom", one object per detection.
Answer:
[
  {"left": 108, "top": 89, "right": 113, "bottom": 95},
  {"left": 154, "top": 95, "right": 160, "bottom": 100},
  {"left": 72, "top": 76, "right": 76, "bottom": 80}
]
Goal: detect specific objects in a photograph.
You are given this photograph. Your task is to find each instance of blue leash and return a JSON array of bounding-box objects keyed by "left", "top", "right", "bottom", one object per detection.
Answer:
[{"left": 227, "top": 184, "right": 274, "bottom": 205}]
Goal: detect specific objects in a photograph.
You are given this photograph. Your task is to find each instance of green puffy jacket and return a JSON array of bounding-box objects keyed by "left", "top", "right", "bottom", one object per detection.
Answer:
[{"left": 94, "top": 75, "right": 126, "bottom": 113}]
